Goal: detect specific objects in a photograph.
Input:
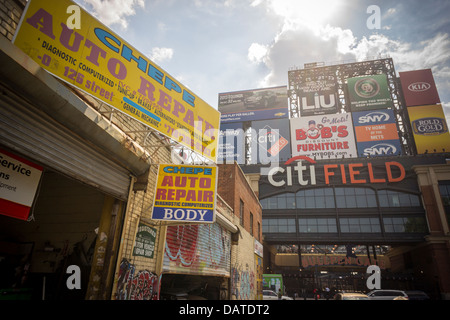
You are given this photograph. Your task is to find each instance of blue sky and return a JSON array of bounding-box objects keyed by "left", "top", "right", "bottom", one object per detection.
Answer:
[{"left": 74, "top": 0, "right": 450, "bottom": 122}]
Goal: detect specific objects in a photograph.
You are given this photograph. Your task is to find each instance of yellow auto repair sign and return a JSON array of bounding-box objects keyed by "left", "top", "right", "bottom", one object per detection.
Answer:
[
  {"left": 13, "top": 0, "right": 220, "bottom": 162},
  {"left": 152, "top": 165, "right": 217, "bottom": 223}
]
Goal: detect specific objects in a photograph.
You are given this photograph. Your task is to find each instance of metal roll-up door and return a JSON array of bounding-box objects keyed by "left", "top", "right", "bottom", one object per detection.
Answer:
[
  {"left": 0, "top": 90, "right": 131, "bottom": 201},
  {"left": 163, "top": 223, "right": 231, "bottom": 277}
]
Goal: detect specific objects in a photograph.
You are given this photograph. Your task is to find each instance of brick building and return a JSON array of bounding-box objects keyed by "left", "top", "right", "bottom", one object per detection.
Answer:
[
  {"left": 218, "top": 163, "right": 262, "bottom": 242},
  {"left": 218, "top": 163, "right": 263, "bottom": 299}
]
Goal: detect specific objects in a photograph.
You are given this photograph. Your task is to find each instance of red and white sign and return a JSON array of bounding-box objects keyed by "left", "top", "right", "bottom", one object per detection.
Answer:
[
  {"left": 0, "top": 148, "right": 43, "bottom": 220},
  {"left": 399, "top": 69, "right": 440, "bottom": 107},
  {"left": 290, "top": 113, "right": 358, "bottom": 160}
]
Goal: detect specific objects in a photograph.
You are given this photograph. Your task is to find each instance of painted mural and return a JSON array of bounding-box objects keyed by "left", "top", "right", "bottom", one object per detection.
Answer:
[
  {"left": 163, "top": 223, "right": 231, "bottom": 276},
  {"left": 231, "top": 264, "right": 256, "bottom": 300},
  {"left": 115, "top": 259, "right": 159, "bottom": 300}
]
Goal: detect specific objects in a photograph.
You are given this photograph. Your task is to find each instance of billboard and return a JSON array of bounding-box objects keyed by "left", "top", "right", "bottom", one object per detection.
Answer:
[
  {"left": 399, "top": 69, "right": 440, "bottom": 107},
  {"left": 298, "top": 75, "right": 339, "bottom": 116},
  {"left": 219, "top": 86, "right": 288, "bottom": 122},
  {"left": 0, "top": 148, "right": 43, "bottom": 220},
  {"left": 218, "top": 122, "right": 246, "bottom": 164},
  {"left": 251, "top": 118, "right": 291, "bottom": 164},
  {"left": 407, "top": 104, "right": 450, "bottom": 154},
  {"left": 13, "top": 0, "right": 220, "bottom": 162},
  {"left": 347, "top": 74, "right": 393, "bottom": 111},
  {"left": 352, "top": 109, "right": 402, "bottom": 157},
  {"left": 290, "top": 113, "right": 357, "bottom": 160},
  {"left": 151, "top": 164, "right": 217, "bottom": 223}
]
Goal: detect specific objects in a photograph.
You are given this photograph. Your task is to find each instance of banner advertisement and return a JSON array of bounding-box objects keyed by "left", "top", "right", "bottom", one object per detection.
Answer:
[
  {"left": 218, "top": 122, "right": 245, "bottom": 164},
  {"left": 219, "top": 86, "right": 288, "bottom": 123},
  {"left": 347, "top": 74, "right": 393, "bottom": 111},
  {"left": 290, "top": 114, "right": 357, "bottom": 160},
  {"left": 407, "top": 104, "right": 450, "bottom": 154},
  {"left": 399, "top": 69, "right": 440, "bottom": 107},
  {"left": 151, "top": 164, "right": 217, "bottom": 223},
  {"left": 0, "top": 148, "right": 43, "bottom": 220},
  {"left": 298, "top": 75, "right": 339, "bottom": 116},
  {"left": 352, "top": 109, "right": 402, "bottom": 157},
  {"left": 251, "top": 118, "right": 291, "bottom": 164},
  {"left": 13, "top": 0, "right": 220, "bottom": 163}
]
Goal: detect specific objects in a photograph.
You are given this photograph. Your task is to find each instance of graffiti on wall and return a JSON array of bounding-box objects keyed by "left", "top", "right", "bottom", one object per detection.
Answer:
[
  {"left": 116, "top": 259, "right": 158, "bottom": 300},
  {"left": 164, "top": 223, "right": 231, "bottom": 276},
  {"left": 231, "top": 264, "right": 255, "bottom": 300}
]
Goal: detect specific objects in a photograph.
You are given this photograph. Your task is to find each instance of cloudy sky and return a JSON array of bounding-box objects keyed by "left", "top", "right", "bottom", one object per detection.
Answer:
[{"left": 74, "top": 0, "right": 450, "bottom": 121}]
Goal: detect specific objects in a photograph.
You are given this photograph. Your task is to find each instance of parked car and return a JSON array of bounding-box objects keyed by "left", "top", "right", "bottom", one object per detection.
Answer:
[
  {"left": 367, "top": 289, "right": 409, "bottom": 300},
  {"left": 244, "top": 91, "right": 277, "bottom": 108},
  {"left": 263, "top": 290, "right": 293, "bottom": 300},
  {"left": 404, "top": 290, "right": 430, "bottom": 300},
  {"left": 334, "top": 292, "right": 369, "bottom": 300}
]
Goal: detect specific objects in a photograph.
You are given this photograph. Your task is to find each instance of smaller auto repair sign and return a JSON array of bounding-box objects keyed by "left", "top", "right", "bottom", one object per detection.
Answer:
[
  {"left": 0, "top": 149, "right": 43, "bottom": 220},
  {"left": 152, "top": 165, "right": 217, "bottom": 223}
]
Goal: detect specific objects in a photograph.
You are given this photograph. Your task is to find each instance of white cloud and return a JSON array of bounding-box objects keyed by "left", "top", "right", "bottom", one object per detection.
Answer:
[
  {"left": 149, "top": 47, "right": 174, "bottom": 63},
  {"left": 247, "top": 0, "right": 450, "bottom": 92},
  {"left": 81, "top": 0, "right": 145, "bottom": 29},
  {"left": 248, "top": 43, "right": 269, "bottom": 64}
]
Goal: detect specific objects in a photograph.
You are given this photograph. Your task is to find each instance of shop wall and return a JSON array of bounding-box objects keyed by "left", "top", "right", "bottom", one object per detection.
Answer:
[
  {"left": 0, "top": 170, "right": 106, "bottom": 299},
  {"left": 218, "top": 163, "right": 263, "bottom": 242},
  {"left": 0, "top": 0, "right": 173, "bottom": 300},
  {"left": 106, "top": 106, "right": 173, "bottom": 300},
  {"left": 0, "top": 0, "right": 25, "bottom": 41},
  {"left": 217, "top": 164, "right": 263, "bottom": 299},
  {"left": 230, "top": 223, "right": 259, "bottom": 300}
]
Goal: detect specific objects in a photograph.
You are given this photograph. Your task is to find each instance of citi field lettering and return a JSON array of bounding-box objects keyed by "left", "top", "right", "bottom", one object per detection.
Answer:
[{"left": 268, "top": 161, "right": 405, "bottom": 187}]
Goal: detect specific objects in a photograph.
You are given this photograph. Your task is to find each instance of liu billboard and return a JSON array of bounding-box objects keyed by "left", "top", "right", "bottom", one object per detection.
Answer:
[{"left": 298, "top": 75, "right": 339, "bottom": 116}]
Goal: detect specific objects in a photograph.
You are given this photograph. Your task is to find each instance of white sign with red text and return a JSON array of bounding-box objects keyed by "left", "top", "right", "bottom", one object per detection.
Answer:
[
  {"left": 290, "top": 113, "right": 358, "bottom": 160},
  {"left": 0, "top": 149, "right": 43, "bottom": 220}
]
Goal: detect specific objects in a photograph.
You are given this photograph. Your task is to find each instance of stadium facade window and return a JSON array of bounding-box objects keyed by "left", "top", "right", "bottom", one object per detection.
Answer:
[
  {"left": 339, "top": 217, "right": 381, "bottom": 233},
  {"left": 260, "top": 188, "right": 420, "bottom": 210},
  {"left": 298, "top": 218, "right": 337, "bottom": 233},
  {"left": 378, "top": 190, "right": 421, "bottom": 207},
  {"left": 262, "top": 218, "right": 296, "bottom": 233},
  {"left": 383, "top": 216, "right": 427, "bottom": 233}
]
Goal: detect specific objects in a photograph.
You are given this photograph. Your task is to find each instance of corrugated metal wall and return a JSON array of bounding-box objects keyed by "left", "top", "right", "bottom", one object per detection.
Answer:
[
  {"left": 163, "top": 223, "right": 231, "bottom": 277},
  {"left": 0, "top": 87, "right": 131, "bottom": 200}
]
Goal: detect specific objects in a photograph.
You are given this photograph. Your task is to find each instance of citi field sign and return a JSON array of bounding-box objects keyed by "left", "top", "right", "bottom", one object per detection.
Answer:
[{"left": 267, "top": 156, "right": 405, "bottom": 187}]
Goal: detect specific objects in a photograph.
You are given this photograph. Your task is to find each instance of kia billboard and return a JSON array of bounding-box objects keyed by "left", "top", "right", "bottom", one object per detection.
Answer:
[{"left": 399, "top": 69, "right": 440, "bottom": 107}]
